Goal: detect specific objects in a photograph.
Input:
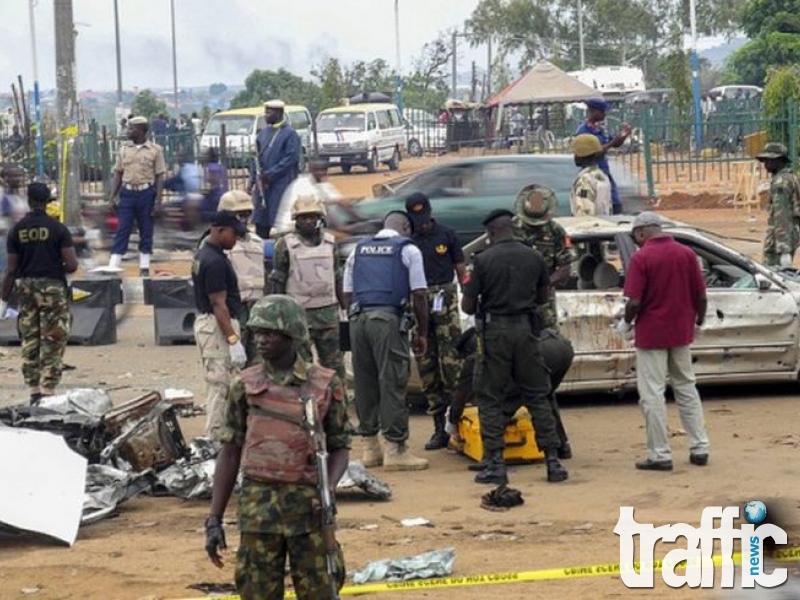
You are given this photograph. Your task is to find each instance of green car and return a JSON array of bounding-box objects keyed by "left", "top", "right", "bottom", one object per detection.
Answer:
[{"left": 353, "top": 154, "right": 646, "bottom": 247}]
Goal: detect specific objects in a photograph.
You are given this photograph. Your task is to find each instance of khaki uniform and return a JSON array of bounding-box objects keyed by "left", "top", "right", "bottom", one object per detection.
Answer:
[
  {"left": 228, "top": 232, "right": 266, "bottom": 361},
  {"left": 115, "top": 141, "right": 166, "bottom": 185}
]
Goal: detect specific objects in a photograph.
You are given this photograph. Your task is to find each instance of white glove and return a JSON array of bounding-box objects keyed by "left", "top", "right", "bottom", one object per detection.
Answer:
[
  {"left": 614, "top": 319, "right": 632, "bottom": 334},
  {"left": 780, "top": 253, "right": 793, "bottom": 268},
  {"left": 228, "top": 341, "right": 247, "bottom": 368},
  {"left": 0, "top": 300, "right": 8, "bottom": 320}
]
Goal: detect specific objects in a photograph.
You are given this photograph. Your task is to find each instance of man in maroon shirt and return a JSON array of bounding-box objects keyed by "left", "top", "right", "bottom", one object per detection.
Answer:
[{"left": 617, "top": 212, "right": 709, "bottom": 471}]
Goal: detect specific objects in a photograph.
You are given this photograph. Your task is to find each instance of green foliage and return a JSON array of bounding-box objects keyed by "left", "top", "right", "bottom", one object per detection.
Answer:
[
  {"left": 229, "top": 69, "right": 321, "bottom": 111},
  {"left": 762, "top": 64, "right": 800, "bottom": 145},
  {"left": 209, "top": 82, "right": 228, "bottom": 96},
  {"left": 130, "top": 90, "right": 169, "bottom": 120}
]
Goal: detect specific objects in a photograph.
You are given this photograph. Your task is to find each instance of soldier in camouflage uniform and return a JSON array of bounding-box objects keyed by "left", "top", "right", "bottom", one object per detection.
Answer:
[
  {"left": 570, "top": 134, "right": 612, "bottom": 217},
  {"left": 0, "top": 182, "right": 78, "bottom": 404},
  {"left": 512, "top": 184, "right": 572, "bottom": 331},
  {"left": 205, "top": 295, "right": 351, "bottom": 600},
  {"left": 756, "top": 142, "right": 800, "bottom": 268},
  {"left": 268, "top": 196, "right": 346, "bottom": 386},
  {"left": 405, "top": 193, "right": 468, "bottom": 450}
]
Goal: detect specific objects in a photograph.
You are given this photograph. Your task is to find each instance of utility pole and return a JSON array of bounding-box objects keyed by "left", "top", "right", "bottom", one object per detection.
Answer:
[
  {"left": 114, "top": 0, "right": 123, "bottom": 105},
  {"left": 54, "top": 0, "right": 77, "bottom": 129},
  {"left": 394, "top": 0, "right": 403, "bottom": 111},
  {"left": 451, "top": 31, "right": 458, "bottom": 99},
  {"left": 28, "top": 0, "right": 44, "bottom": 178},
  {"left": 170, "top": 0, "right": 179, "bottom": 111},
  {"left": 486, "top": 37, "right": 492, "bottom": 100},
  {"left": 577, "top": 0, "right": 585, "bottom": 69},
  {"left": 689, "top": 0, "right": 703, "bottom": 150}
]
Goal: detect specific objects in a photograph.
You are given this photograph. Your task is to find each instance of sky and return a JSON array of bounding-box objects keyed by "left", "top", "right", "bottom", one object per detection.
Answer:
[{"left": 0, "top": 0, "right": 483, "bottom": 93}]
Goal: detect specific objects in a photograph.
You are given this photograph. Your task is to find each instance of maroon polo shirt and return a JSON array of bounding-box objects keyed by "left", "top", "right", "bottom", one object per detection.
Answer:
[{"left": 623, "top": 235, "right": 706, "bottom": 349}]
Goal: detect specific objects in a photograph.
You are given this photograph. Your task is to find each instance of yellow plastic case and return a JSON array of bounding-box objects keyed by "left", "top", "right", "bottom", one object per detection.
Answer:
[{"left": 457, "top": 405, "right": 544, "bottom": 463}]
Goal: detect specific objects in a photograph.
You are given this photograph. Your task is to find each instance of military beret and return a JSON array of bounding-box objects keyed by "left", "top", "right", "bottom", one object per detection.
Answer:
[
  {"left": 482, "top": 208, "right": 514, "bottom": 226},
  {"left": 128, "top": 116, "right": 148, "bottom": 125},
  {"left": 264, "top": 99, "right": 286, "bottom": 109},
  {"left": 585, "top": 98, "right": 609, "bottom": 112}
]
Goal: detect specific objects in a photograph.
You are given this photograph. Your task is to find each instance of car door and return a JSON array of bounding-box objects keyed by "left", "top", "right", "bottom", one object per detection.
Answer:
[{"left": 672, "top": 233, "right": 800, "bottom": 382}]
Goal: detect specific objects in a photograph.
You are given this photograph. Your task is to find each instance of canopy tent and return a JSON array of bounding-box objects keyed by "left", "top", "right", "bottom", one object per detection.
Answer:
[{"left": 488, "top": 60, "right": 597, "bottom": 107}]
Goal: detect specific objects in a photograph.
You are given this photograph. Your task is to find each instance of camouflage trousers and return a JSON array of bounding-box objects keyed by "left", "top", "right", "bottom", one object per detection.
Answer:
[
  {"left": 235, "top": 531, "right": 345, "bottom": 600},
  {"left": 193, "top": 313, "right": 240, "bottom": 439},
  {"left": 536, "top": 288, "right": 559, "bottom": 331},
  {"left": 763, "top": 223, "right": 799, "bottom": 266},
  {"left": 237, "top": 301, "right": 259, "bottom": 366},
  {"left": 418, "top": 283, "right": 462, "bottom": 415},
  {"left": 309, "top": 326, "right": 346, "bottom": 386},
  {"left": 15, "top": 278, "right": 70, "bottom": 390}
]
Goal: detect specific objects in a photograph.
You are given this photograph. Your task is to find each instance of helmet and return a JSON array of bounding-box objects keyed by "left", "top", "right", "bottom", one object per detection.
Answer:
[
  {"left": 246, "top": 294, "right": 309, "bottom": 341},
  {"left": 515, "top": 184, "right": 556, "bottom": 226},
  {"left": 291, "top": 195, "right": 326, "bottom": 218},
  {"left": 572, "top": 134, "right": 603, "bottom": 158},
  {"left": 218, "top": 190, "right": 253, "bottom": 213}
]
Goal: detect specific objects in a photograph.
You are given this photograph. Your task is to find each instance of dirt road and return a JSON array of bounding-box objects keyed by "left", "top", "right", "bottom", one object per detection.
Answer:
[{"left": 1, "top": 161, "right": 794, "bottom": 600}]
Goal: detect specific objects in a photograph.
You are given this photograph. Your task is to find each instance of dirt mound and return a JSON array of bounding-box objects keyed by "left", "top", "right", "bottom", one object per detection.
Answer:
[{"left": 655, "top": 192, "right": 735, "bottom": 211}]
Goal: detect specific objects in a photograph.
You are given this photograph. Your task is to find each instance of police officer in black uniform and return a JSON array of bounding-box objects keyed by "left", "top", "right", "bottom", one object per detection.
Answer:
[
  {"left": 192, "top": 210, "right": 247, "bottom": 439},
  {"left": 405, "top": 192, "right": 467, "bottom": 451},
  {"left": 461, "top": 208, "right": 568, "bottom": 486}
]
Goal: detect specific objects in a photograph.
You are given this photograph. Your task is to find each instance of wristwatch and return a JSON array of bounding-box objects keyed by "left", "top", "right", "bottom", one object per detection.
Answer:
[{"left": 227, "top": 334, "right": 240, "bottom": 345}]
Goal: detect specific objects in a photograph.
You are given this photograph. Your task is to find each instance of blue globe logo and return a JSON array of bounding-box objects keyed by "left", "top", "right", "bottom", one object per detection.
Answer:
[{"left": 745, "top": 501, "right": 767, "bottom": 524}]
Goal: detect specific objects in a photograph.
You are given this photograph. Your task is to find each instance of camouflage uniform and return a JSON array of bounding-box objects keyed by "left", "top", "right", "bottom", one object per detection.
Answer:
[
  {"left": 220, "top": 356, "right": 350, "bottom": 600},
  {"left": 418, "top": 282, "right": 462, "bottom": 416},
  {"left": 513, "top": 185, "right": 572, "bottom": 331},
  {"left": 763, "top": 166, "right": 800, "bottom": 267},
  {"left": 269, "top": 231, "right": 345, "bottom": 385},
  {"left": 16, "top": 278, "right": 70, "bottom": 390},
  {"left": 570, "top": 164, "right": 612, "bottom": 217}
]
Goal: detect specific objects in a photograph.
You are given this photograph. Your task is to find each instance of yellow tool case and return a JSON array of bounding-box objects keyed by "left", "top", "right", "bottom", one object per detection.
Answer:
[{"left": 457, "top": 405, "right": 544, "bottom": 463}]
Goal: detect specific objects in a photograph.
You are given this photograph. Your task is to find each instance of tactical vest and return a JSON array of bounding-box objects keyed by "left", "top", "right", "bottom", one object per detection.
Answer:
[
  {"left": 229, "top": 233, "right": 266, "bottom": 303},
  {"left": 240, "top": 363, "right": 335, "bottom": 485},
  {"left": 352, "top": 236, "right": 411, "bottom": 308},
  {"left": 285, "top": 232, "right": 338, "bottom": 309}
]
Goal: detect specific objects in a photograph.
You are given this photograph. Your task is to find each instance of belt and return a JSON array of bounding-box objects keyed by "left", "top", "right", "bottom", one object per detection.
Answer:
[
  {"left": 485, "top": 313, "right": 530, "bottom": 324},
  {"left": 123, "top": 183, "right": 153, "bottom": 191},
  {"left": 360, "top": 306, "right": 402, "bottom": 316},
  {"left": 428, "top": 281, "right": 456, "bottom": 290}
]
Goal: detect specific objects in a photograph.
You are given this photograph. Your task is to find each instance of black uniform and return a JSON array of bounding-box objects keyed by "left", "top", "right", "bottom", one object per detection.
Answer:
[
  {"left": 192, "top": 241, "right": 242, "bottom": 318},
  {"left": 463, "top": 238, "right": 560, "bottom": 455}
]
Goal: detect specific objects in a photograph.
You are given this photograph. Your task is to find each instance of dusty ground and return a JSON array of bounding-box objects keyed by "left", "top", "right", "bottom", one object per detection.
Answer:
[{"left": 1, "top": 158, "right": 797, "bottom": 600}]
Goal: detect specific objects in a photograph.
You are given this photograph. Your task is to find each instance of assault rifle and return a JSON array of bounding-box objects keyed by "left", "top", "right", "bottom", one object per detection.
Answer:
[{"left": 302, "top": 395, "right": 340, "bottom": 600}]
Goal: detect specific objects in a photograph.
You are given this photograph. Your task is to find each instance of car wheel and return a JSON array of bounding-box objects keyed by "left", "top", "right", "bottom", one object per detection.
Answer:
[
  {"left": 387, "top": 147, "right": 400, "bottom": 171},
  {"left": 367, "top": 149, "right": 379, "bottom": 173},
  {"left": 341, "top": 164, "right": 352, "bottom": 175},
  {"left": 408, "top": 139, "right": 422, "bottom": 157}
]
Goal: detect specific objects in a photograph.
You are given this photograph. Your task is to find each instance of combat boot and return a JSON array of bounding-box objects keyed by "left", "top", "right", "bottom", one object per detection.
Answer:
[
  {"left": 361, "top": 436, "right": 383, "bottom": 468},
  {"left": 474, "top": 449, "right": 508, "bottom": 485},
  {"left": 381, "top": 438, "right": 429, "bottom": 471},
  {"left": 424, "top": 412, "right": 450, "bottom": 451},
  {"left": 546, "top": 450, "right": 569, "bottom": 483}
]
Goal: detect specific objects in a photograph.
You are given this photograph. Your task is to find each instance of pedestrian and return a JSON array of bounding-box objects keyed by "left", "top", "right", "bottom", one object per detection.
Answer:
[
  {"left": 215, "top": 190, "right": 265, "bottom": 362},
  {"left": 250, "top": 100, "right": 301, "bottom": 239},
  {"left": 0, "top": 165, "right": 28, "bottom": 274},
  {"left": 576, "top": 98, "right": 632, "bottom": 214},
  {"left": 200, "top": 147, "right": 229, "bottom": 222},
  {"left": 512, "top": 184, "right": 572, "bottom": 331},
  {"left": 756, "top": 142, "right": 800, "bottom": 268},
  {"left": 151, "top": 113, "right": 168, "bottom": 146},
  {"left": 404, "top": 192, "right": 467, "bottom": 451},
  {"left": 570, "top": 134, "right": 612, "bottom": 217},
  {"left": 461, "top": 209, "right": 568, "bottom": 486},
  {"left": 343, "top": 211, "right": 430, "bottom": 471},
  {"left": 102, "top": 116, "right": 166, "bottom": 277},
  {"left": 192, "top": 210, "right": 248, "bottom": 439},
  {"left": 616, "top": 211, "right": 709, "bottom": 471},
  {"left": 268, "top": 195, "right": 345, "bottom": 385},
  {"left": 273, "top": 159, "right": 342, "bottom": 236},
  {"left": 449, "top": 326, "right": 574, "bottom": 462},
  {"left": 0, "top": 182, "right": 78, "bottom": 404},
  {"left": 204, "top": 294, "right": 350, "bottom": 600}
]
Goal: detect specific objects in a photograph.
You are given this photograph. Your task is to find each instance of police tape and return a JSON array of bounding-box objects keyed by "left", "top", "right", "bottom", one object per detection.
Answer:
[{"left": 174, "top": 547, "right": 800, "bottom": 599}]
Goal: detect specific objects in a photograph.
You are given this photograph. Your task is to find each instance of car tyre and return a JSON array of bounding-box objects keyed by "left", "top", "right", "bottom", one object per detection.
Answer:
[
  {"left": 367, "top": 150, "right": 379, "bottom": 174},
  {"left": 387, "top": 147, "right": 400, "bottom": 171},
  {"left": 341, "top": 164, "right": 352, "bottom": 175},
  {"left": 408, "top": 139, "right": 422, "bottom": 157}
]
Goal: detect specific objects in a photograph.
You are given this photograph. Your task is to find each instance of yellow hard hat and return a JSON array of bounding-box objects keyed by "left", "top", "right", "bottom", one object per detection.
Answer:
[
  {"left": 291, "top": 195, "right": 326, "bottom": 218},
  {"left": 572, "top": 134, "right": 603, "bottom": 158},
  {"left": 218, "top": 189, "right": 253, "bottom": 213}
]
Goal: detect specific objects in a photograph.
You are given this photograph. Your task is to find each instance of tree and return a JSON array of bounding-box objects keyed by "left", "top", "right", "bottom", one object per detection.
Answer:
[
  {"left": 762, "top": 65, "right": 800, "bottom": 146},
  {"left": 209, "top": 82, "right": 228, "bottom": 96},
  {"left": 130, "top": 90, "right": 169, "bottom": 120},
  {"left": 310, "top": 58, "right": 348, "bottom": 110},
  {"left": 402, "top": 34, "right": 453, "bottom": 111},
  {"left": 229, "top": 69, "right": 320, "bottom": 110}
]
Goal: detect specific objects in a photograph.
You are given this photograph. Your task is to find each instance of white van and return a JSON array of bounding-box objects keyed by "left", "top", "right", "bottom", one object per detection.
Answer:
[
  {"left": 708, "top": 85, "right": 763, "bottom": 101},
  {"left": 316, "top": 103, "right": 405, "bottom": 174},
  {"left": 199, "top": 105, "right": 313, "bottom": 168}
]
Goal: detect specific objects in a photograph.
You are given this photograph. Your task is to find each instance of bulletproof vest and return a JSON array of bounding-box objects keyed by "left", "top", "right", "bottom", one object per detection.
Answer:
[
  {"left": 229, "top": 233, "right": 266, "bottom": 303},
  {"left": 352, "top": 236, "right": 411, "bottom": 308},
  {"left": 285, "top": 232, "right": 337, "bottom": 309},
  {"left": 240, "top": 363, "right": 334, "bottom": 485}
]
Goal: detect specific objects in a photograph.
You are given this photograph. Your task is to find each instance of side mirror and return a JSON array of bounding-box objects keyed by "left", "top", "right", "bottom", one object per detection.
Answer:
[{"left": 755, "top": 274, "right": 772, "bottom": 291}]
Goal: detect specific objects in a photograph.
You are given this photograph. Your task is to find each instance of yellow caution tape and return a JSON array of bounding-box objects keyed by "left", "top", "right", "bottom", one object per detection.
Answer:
[{"left": 172, "top": 547, "right": 800, "bottom": 599}]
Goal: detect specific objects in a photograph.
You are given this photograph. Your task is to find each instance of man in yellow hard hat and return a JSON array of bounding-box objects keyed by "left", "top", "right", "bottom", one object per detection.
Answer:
[{"left": 570, "top": 133, "right": 612, "bottom": 217}]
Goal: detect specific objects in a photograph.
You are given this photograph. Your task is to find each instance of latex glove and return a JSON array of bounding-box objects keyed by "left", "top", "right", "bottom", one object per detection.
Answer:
[
  {"left": 228, "top": 341, "right": 247, "bottom": 368},
  {"left": 204, "top": 516, "right": 227, "bottom": 568},
  {"left": 780, "top": 253, "right": 793, "bottom": 268},
  {"left": 0, "top": 300, "right": 8, "bottom": 320},
  {"left": 614, "top": 319, "right": 632, "bottom": 335}
]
